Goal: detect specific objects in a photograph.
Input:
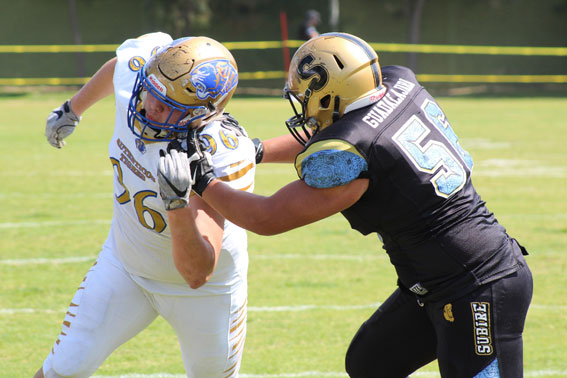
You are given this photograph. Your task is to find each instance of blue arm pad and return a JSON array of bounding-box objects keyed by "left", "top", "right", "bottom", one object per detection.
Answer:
[{"left": 301, "top": 150, "right": 368, "bottom": 188}]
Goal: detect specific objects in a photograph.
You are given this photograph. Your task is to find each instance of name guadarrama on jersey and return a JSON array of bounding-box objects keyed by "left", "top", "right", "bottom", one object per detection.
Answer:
[{"left": 362, "top": 78, "right": 416, "bottom": 128}]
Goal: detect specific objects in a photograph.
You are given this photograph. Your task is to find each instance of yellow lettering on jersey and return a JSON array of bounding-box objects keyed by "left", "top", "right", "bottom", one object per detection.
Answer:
[
  {"left": 128, "top": 56, "right": 146, "bottom": 72},
  {"left": 116, "top": 138, "right": 156, "bottom": 182},
  {"left": 110, "top": 157, "right": 166, "bottom": 234},
  {"left": 134, "top": 191, "right": 166, "bottom": 233},
  {"left": 110, "top": 157, "right": 131, "bottom": 204},
  {"left": 201, "top": 134, "right": 217, "bottom": 155},
  {"left": 220, "top": 129, "right": 239, "bottom": 150}
]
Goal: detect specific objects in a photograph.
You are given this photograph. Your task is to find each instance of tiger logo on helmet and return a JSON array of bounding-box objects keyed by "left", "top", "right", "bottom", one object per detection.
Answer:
[
  {"left": 127, "top": 37, "right": 238, "bottom": 142},
  {"left": 191, "top": 59, "right": 238, "bottom": 101}
]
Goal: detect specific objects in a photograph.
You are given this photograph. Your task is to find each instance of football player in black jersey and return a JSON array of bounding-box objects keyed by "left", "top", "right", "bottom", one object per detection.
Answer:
[{"left": 167, "top": 32, "right": 533, "bottom": 378}]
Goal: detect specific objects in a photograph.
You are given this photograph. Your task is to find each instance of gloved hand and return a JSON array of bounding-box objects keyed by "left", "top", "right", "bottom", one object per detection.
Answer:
[
  {"left": 186, "top": 128, "right": 216, "bottom": 196},
  {"left": 45, "top": 100, "right": 81, "bottom": 148},
  {"left": 158, "top": 149, "right": 191, "bottom": 210},
  {"left": 220, "top": 113, "right": 248, "bottom": 137}
]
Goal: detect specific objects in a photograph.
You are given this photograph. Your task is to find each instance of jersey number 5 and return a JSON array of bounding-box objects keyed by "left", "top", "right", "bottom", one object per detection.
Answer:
[{"left": 393, "top": 100, "right": 473, "bottom": 198}]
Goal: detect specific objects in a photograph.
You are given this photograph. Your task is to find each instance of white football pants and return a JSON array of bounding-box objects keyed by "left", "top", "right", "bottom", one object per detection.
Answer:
[{"left": 41, "top": 250, "right": 247, "bottom": 378}]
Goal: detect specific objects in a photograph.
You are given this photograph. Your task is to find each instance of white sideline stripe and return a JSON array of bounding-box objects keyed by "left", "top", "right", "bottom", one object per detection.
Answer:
[
  {"left": 2, "top": 247, "right": 565, "bottom": 264},
  {"left": 0, "top": 170, "right": 114, "bottom": 177},
  {"left": 0, "top": 192, "right": 111, "bottom": 199},
  {"left": 1, "top": 247, "right": 564, "bottom": 265},
  {"left": 3, "top": 211, "right": 567, "bottom": 229},
  {"left": 0, "top": 254, "right": 382, "bottom": 265},
  {"left": 91, "top": 370, "right": 567, "bottom": 377},
  {"left": 0, "top": 304, "right": 382, "bottom": 315},
  {"left": 2, "top": 302, "right": 565, "bottom": 315},
  {"left": 0, "top": 219, "right": 111, "bottom": 229},
  {"left": 248, "top": 303, "right": 382, "bottom": 312},
  {"left": 254, "top": 253, "right": 385, "bottom": 261},
  {"left": 0, "top": 256, "right": 97, "bottom": 265}
]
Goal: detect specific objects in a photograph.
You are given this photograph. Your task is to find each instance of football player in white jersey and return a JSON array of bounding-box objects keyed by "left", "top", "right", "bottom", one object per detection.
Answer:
[{"left": 36, "top": 33, "right": 255, "bottom": 378}]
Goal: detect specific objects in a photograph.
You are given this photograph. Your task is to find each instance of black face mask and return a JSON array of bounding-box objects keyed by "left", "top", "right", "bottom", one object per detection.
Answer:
[{"left": 284, "top": 88, "right": 317, "bottom": 146}]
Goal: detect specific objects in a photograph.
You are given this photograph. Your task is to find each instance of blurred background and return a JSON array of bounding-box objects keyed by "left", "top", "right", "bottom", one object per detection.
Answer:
[{"left": 0, "top": 0, "right": 566, "bottom": 96}]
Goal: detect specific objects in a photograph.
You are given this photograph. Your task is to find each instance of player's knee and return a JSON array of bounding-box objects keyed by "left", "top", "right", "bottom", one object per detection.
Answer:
[
  {"left": 345, "top": 329, "right": 383, "bottom": 378},
  {"left": 47, "top": 364, "right": 89, "bottom": 378},
  {"left": 44, "top": 368, "right": 93, "bottom": 378},
  {"left": 47, "top": 342, "right": 97, "bottom": 378},
  {"left": 184, "top": 353, "right": 229, "bottom": 378},
  {"left": 50, "top": 357, "right": 92, "bottom": 378},
  {"left": 345, "top": 341, "right": 365, "bottom": 378},
  {"left": 42, "top": 368, "right": 63, "bottom": 378},
  {"left": 345, "top": 326, "right": 366, "bottom": 377}
]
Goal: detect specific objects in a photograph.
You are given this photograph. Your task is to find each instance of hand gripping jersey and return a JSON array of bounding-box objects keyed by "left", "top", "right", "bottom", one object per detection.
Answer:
[
  {"left": 295, "top": 65, "right": 526, "bottom": 302},
  {"left": 103, "top": 32, "right": 255, "bottom": 296}
]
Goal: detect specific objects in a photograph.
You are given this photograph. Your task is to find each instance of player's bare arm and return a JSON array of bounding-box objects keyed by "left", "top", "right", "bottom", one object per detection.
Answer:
[
  {"left": 69, "top": 57, "right": 116, "bottom": 116},
  {"left": 45, "top": 57, "right": 116, "bottom": 149},
  {"left": 203, "top": 177, "right": 369, "bottom": 236},
  {"left": 259, "top": 133, "right": 304, "bottom": 163},
  {"left": 166, "top": 196, "right": 224, "bottom": 289},
  {"left": 157, "top": 148, "right": 224, "bottom": 289}
]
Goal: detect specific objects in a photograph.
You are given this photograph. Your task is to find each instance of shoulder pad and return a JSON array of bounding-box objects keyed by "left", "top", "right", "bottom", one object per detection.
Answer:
[{"left": 296, "top": 139, "right": 368, "bottom": 188}]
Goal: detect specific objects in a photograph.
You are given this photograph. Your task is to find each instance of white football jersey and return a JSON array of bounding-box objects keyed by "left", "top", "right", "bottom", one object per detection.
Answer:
[{"left": 101, "top": 32, "right": 254, "bottom": 296}]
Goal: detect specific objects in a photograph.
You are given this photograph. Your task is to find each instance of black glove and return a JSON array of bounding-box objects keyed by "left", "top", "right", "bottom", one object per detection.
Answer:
[
  {"left": 186, "top": 128, "right": 216, "bottom": 196},
  {"left": 166, "top": 138, "right": 186, "bottom": 154},
  {"left": 220, "top": 113, "right": 248, "bottom": 137},
  {"left": 220, "top": 113, "right": 264, "bottom": 164},
  {"left": 252, "top": 138, "right": 264, "bottom": 164}
]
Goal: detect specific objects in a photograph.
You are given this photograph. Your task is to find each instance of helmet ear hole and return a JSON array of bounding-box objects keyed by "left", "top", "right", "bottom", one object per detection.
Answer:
[{"left": 320, "top": 95, "right": 331, "bottom": 108}]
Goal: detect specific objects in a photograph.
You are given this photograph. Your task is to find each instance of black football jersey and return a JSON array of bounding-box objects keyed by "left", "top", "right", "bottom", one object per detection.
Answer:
[{"left": 297, "top": 65, "right": 525, "bottom": 302}]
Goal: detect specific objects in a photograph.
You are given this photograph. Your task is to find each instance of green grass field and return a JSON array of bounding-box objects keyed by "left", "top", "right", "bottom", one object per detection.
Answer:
[{"left": 0, "top": 93, "right": 566, "bottom": 377}]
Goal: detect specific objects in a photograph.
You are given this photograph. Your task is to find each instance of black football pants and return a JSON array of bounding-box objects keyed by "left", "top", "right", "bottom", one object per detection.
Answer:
[{"left": 345, "top": 263, "right": 533, "bottom": 378}]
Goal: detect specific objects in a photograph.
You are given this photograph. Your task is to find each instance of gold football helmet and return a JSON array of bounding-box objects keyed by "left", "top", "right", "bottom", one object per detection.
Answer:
[
  {"left": 284, "top": 32, "right": 384, "bottom": 144},
  {"left": 128, "top": 36, "right": 238, "bottom": 141}
]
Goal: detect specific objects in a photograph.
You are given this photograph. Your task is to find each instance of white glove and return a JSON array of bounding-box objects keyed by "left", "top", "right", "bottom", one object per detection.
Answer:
[
  {"left": 45, "top": 100, "right": 81, "bottom": 148},
  {"left": 158, "top": 149, "right": 192, "bottom": 210}
]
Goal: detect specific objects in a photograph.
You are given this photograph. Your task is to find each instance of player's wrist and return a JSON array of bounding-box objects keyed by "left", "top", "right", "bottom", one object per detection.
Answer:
[
  {"left": 252, "top": 138, "right": 264, "bottom": 164},
  {"left": 64, "top": 100, "right": 81, "bottom": 122},
  {"left": 192, "top": 173, "right": 216, "bottom": 196},
  {"left": 164, "top": 198, "right": 189, "bottom": 211}
]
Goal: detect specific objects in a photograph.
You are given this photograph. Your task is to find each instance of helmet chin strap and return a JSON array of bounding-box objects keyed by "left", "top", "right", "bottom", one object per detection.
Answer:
[
  {"left": 178, "top": 106, "right": 207, "bottom": 127},
  {"left": 306, "top": 117, "right": 318, "bottom": 130},
  {"left": 332, "top": 96, "right": 341, "bottom": 122}
]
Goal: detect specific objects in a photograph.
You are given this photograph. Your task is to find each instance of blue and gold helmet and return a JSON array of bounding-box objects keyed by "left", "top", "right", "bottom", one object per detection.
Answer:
[{"left": 128, "top": 36, "right": 238, "bottom": 141}]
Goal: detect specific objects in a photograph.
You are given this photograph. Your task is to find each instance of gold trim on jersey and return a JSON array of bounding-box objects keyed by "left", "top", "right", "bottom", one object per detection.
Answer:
[{"left": 218, "top": 161, "right": 254, "bottom": 182}]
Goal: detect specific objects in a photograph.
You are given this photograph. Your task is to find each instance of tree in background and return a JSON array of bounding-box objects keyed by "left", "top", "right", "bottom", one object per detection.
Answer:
[
  {"left": 406, "top": 0, "right": 426, "bottom": 72},
  {"left": 151, "top": 0, "right": 212, "bottom": 38},
  {"left": 68, "top": 0, "right": 86, "bottom": 77}
]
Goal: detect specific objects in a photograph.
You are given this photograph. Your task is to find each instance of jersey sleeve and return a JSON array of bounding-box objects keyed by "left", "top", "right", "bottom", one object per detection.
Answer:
[
  {"left": 200, "top": 121, "right": 256, "bottom": 193},
  {"left": 113, "top": 32, "right": 173, "bottom": 106},
  {"left": 295, "top": 139, "right": 368, "bottom": 188},
  {"left": 115, "top": 32, "right": 173, "bottom": 67}
]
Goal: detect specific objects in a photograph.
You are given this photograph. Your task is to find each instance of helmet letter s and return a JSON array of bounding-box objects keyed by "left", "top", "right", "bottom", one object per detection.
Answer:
[{"left": 297, "top": 55, "right": 328, "bottom": 91}]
